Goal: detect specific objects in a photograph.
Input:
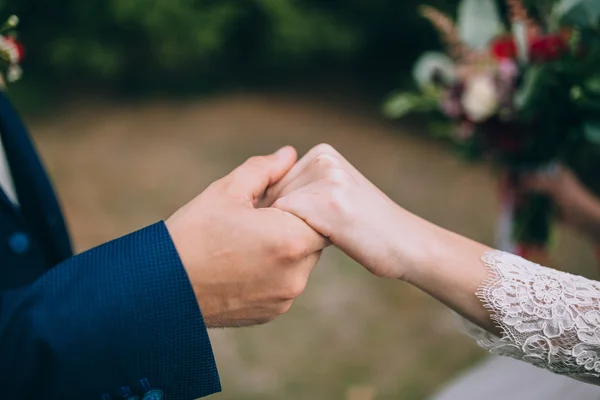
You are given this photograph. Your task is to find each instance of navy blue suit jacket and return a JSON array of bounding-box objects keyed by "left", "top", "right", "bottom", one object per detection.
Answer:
[{"left": 0, "top": 92, "right": 221, "bottom": 399}]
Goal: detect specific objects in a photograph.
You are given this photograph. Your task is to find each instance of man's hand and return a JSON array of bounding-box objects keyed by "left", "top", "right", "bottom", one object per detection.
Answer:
[{"left": 166, "top": 146, "right": 328, "bottom": 328}]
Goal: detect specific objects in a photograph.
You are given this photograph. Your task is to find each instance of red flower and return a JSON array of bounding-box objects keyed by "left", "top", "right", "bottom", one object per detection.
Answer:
[
  {"left": 490, "top": 31, "right": 570, "bottom": 63},
  {"left": 491, "top": 36, "right": 518, "bottom": 60},
  {"left": 4, "top": 36, "right": 24, "bottom": 63},
  {"left": 529, "top": 34, "right": 568, "bottom": 62}
]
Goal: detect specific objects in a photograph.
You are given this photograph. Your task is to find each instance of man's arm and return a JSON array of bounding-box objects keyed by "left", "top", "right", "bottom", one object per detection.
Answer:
[
  {"left": 0, "top": 146, "right": 328, "bottom": 399},
  {"left": 0, "top": 221, "right": 220, "bottom": 399}
]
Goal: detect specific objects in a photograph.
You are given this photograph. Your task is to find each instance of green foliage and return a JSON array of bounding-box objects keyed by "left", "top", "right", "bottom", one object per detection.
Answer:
[
  {"left": 584, "top": 120, "right": 600, "bottom": 144},
  {"left": 383, "top": 91, "right": 439, "bottom": 119},
  {"left": 512, "top": 193, "right": 555, "bottom": 246},
  {"left": 514, "top": 66, "right": 545, "bottom": 115},
  {"left": 553, "top": 0, "right": 600, "bottom": 27},
  {"left": 0, "top": 0, "right": 457, "bottom": 94}
]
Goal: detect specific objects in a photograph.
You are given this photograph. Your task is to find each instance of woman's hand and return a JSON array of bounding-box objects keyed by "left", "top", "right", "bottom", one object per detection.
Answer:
[
  {"left": 265, "top": 144, "right": 496, "bottom": 332},
  {"left": 262, "top": 144, "right": 439, "bottom": 280},
  {"left": 521, "top": 166, "right": 600, "bottom": 244}
]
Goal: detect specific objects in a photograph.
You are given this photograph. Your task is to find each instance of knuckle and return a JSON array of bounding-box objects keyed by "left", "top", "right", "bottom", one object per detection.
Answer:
[
  {"left": 277, "top": 301, "right": 294, "bottom": 316},
  {"left": 312, "top": 153, "right": 339, "bottom": 171},
  {"left": 244, "top": 155, "right": 269, "bottom": 171},
  {"left": 283, "top": 277, "right": 307, "bottom": 300},
  {"left": 324, "top": 167, "right": 351, "bottom": 187},
  {"left": 327, "top": 187, "right": 350, "bottom": 214},
  {"left": 314, "top": 153, "right": 339, "bottom": 166},
  {"left": 267, "top": 234, "right": 306, "bottom": 263},
  {"left": 313, "top": 143, "right": 337, "bottom": 156},
  {"left": 278, "top": 237, "right": 308, "bottom": 261},
  {"left": 211, "top": 178, "right": 236, "bottom": 199}
]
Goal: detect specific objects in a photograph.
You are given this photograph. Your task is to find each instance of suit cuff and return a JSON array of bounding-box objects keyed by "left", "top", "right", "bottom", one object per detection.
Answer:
[
  {"left": 120, "top": 221, "right": 221, "bottom": 398},
  {"left": 58, "top": 221, "right": 222, "bottom": 398}
]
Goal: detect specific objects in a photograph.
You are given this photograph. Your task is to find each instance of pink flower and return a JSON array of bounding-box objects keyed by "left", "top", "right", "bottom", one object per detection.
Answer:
[
  {"left": 441, "top": 95, "right": 463, "bottom": 119},
  {"left": 0, "top": 35, "right": 24, "bottom": 64},
  {"left": 498, "top": 60, "right": 518, "bottom": 82},
  {"left": 440, "top": 83, "right": 465, "bottom": 119}
]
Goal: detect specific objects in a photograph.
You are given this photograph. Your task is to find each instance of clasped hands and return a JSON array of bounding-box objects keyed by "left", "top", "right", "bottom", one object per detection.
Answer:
[{"left": 166, "top": 144, "right": 433, "bottom": 328}]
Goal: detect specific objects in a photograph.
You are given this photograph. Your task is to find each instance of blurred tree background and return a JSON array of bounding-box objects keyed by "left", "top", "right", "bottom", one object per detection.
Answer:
[{"left": 1, "top": 0, "right": 460, "bottom": 102}]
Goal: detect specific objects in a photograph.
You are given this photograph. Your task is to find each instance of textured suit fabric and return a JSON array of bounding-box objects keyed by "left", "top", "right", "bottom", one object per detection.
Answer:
[
  {"left": 0, "top": 91, "right": 73, "bottom": 268},
  {"left": 0, "top": 91, "right": 221, "bottom": 399}
]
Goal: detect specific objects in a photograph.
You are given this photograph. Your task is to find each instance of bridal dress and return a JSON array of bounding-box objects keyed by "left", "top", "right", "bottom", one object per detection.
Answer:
[{"left": 432, "top": 251, "right": 600, "bottom": 399}]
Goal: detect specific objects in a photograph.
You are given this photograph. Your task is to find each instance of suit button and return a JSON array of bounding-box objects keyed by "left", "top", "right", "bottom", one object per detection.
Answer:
[
  {"left": 9, "top": 232, "right": 30, "bottom": 255},
  {"left": 142, "top": 390, "right": 163, "bottom": 400}
]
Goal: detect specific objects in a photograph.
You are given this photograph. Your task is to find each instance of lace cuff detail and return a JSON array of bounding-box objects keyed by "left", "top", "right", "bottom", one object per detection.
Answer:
[{"left": 466, "top": 250, "right": 600, "bottom": 384}]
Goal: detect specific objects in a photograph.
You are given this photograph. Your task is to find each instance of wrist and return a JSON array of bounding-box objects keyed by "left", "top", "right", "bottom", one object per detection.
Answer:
[
  {"left": 383, "top": 206, "right": 452, "bottom": 281},
  {"left": 165, "top": 217, "right": 202, "bottom": 298},
  {"left": 390, "top": 209, "right": 491, "bottom": 286},
  {"left": 165, "top": 217, "right": 223, "bottom": 327},
  {"left": 164, "top": 217, "right": 188, "bottom": 270},
  {"left": 400, "top": 225, "right": 452, "bottom": 283}
]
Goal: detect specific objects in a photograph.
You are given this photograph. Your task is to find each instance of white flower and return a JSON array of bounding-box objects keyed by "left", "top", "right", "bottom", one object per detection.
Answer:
[
  {"left": 412, "top": 51, "right": 457, "bottom": 89},
  {"left": 7, "top": 65, "right": 21, "bottom": 82},
  {"left": 7, "top": 15, "right": 19, "bottom": 28},
  {"left": 461, "top": 74, "right": 499, "bottom": 122}
]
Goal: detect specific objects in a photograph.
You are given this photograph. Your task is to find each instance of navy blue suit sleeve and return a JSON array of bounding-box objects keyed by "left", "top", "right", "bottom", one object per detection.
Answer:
[{"left": 0, "top": 221, "right": 221, "bottom": 399}]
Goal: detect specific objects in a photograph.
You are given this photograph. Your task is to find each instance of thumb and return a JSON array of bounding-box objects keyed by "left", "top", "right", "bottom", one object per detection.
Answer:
[{"left": 228, "top": 146, "right": 297, "bottom": 201}]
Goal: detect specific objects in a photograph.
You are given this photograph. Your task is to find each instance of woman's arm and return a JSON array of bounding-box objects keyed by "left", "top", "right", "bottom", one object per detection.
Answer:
[
  {"left": 267, "top": 144, "right": 600, "bottom": 384},
  {"left": 398, "top": 217, "right": 497, "bottom": 333},
  {"left": 405, "top": 219, "right": 600, "bottom": 384}
]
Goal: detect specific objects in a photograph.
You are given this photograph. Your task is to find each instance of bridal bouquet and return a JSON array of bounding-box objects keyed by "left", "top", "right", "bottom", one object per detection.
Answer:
[
  {"left": 384, "top": 0, "right": 600, "bottom": 256},
  {"left": 0, "top": 15, "right": 23, "bottom": 85}
]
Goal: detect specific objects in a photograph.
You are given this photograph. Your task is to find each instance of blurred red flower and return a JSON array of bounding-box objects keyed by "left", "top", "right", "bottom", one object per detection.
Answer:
[
  {"left": 491, "top": 36, "right": 518, "bottom": 60},
  {"left": 4, "top": 36, "right": 24, "bottom": 62},
  {"left": 529, "top": 34, "right": 568, "bottom": 62},
  {"left": 490, "top": 32, "right": 570, "bottom": 63}
]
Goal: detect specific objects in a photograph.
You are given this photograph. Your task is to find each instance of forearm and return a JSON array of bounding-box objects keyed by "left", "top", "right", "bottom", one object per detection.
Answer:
[
  {"left": 393, "top": 207, "right": 600, "bottom": 384},
  {"left": 397, "top": 212, "right": 497, "bottom": 334}
]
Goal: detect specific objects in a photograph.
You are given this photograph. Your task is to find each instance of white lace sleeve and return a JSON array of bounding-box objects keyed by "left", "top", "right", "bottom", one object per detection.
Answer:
[{"left": 465, "top": 250, "right": 600, "bottom": 385}]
